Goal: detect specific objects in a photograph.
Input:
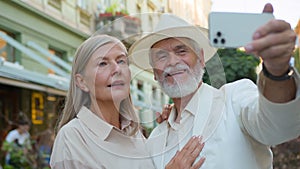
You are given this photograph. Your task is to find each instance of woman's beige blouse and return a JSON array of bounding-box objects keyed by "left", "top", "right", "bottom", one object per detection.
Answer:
[{"left": 50, "top": 106, "right": 155, "bottom": 169}]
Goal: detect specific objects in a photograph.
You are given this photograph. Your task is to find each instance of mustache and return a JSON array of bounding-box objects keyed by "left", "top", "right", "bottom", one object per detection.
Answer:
[{"left": 162, "top": 64, "right": 190, "bottom": 77}]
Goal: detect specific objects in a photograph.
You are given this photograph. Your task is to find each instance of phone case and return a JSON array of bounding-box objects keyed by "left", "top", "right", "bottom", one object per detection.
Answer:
[{"left": 209, "top": 12, "right": 274, "bottom": 48}]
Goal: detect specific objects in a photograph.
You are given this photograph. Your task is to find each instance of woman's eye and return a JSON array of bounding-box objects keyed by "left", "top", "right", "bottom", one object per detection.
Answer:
[
  {"left": 117, "top": 59, "right": 127, "bottom": 64},
  {"left": 99, "top": 62, "right": 107, "bottom": 67}
]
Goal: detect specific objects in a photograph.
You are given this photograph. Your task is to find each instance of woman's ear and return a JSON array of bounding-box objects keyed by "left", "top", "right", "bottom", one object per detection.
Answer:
[{"left": 75, "top": 74, "right": 89, "bottom": 92}]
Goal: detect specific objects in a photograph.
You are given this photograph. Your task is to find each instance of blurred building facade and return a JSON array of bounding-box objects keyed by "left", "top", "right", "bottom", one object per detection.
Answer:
[
  {"left": 0, "top": 0, "right": 212, "bottom": 142},
  {"left": 0, "top": 0, "right": 89, "bottom": 139}
]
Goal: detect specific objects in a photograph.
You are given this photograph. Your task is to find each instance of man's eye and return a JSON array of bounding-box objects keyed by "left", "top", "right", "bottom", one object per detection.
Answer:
[
  {"left": 176, "top": 50, "right": 187, "bottom": 55},
  {"left": 157, "top": 54, "right": 168, "bottom": 61}
]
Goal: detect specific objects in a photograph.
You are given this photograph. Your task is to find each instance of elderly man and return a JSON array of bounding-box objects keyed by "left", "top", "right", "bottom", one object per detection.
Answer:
[{"left": 129, "top": 3, "right": 299, "bottom": 169}]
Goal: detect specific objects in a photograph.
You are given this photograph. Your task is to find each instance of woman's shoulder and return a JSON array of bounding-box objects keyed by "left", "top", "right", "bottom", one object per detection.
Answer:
[{"left": 56, "top": 118, "right": 83, "bottom": 138}]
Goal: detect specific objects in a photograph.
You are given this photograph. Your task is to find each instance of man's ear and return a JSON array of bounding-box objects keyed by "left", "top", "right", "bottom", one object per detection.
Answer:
[
  {"left": 153, "top": 70, "right": 158, "bottom": 81},
  {"left": 199, "top": 49, "right": 205, "bottom": 68},
  {"left": 75, "top": 74, "right": 89, "bottom": 92}
]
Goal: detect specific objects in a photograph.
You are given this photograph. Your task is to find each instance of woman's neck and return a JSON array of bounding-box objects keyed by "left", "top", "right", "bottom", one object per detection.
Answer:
[{"left": 91, "top": 101, "right": 121, "bottom": 129}]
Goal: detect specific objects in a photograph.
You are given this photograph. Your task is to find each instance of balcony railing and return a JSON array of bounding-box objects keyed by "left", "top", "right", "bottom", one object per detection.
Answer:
[{"left": 96, "top": 12, "right": 141, "bottom": 38}]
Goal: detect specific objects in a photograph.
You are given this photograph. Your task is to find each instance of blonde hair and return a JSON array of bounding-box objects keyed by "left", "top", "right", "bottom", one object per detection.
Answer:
[{"left": 56, "top": 35, "right": 139, "bottom": 132}]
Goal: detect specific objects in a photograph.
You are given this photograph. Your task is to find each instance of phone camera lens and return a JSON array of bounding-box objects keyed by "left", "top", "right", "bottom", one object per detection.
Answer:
[
  {"left": 213, "top": 38, "right": 218, "bottom": 44},
  {"left": 217, "top": 31, "right": 222, "bottom": 37},
  {"left": 221, "top": 38, "right": 226, "bottom": 44}
]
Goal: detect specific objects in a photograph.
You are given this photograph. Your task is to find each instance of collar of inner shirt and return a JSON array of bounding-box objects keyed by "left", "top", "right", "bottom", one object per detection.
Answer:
[
  {"left": 166, "top": 86, "right": 202, "bottom": 130},
  {"left": 167, "top": 108, "right": 195, "bottom": 131}
]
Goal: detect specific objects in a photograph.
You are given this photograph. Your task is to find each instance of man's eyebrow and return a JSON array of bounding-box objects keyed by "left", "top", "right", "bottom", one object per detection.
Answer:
[
  {"left": 151, "top": 49, "right": 167, "bottom": 56},
  {"left": 150, "top": 44, "right": 190, "bottom": 57},
  {"left": 173, "top": 44, "right": 188, "bottom": 50}
]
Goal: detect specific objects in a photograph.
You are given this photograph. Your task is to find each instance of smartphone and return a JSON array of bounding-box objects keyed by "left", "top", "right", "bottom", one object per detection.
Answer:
[{"left": 208, "top": 12, "right": 274, "bottom": 48}]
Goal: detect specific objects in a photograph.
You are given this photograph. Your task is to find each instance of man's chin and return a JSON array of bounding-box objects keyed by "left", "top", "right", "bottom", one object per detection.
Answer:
[{"left": 162, "top": 84, "right": 197, "bottom": 98}]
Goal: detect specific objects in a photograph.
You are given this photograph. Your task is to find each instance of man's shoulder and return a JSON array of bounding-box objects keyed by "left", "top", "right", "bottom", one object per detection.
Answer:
[
  {"left": 148, "top": 121, "right": 168, "bottom": 140},
  {"left": 202, "top": 79, "right": 256, "bottom": 93},
  {"left": 146, "top": 121, "right": 169, "bottom": 154},
  {"left": 5, "top": 129, "right": 20, "bottom": 142},
  {"left": 219, "top": 79, "right": 257, "bottom": 91}
]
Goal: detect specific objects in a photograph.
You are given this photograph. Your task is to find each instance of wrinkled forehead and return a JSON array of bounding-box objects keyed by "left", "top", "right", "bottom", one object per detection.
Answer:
[
  {"left": 99, "top": 42, "right": 127, "bottom": 53},
  {"left": 92, "top": 42, "right": 127, "bottom": 59},
  {"left": 149, "top": 37, "right": 198, "bottom": 59},
  {"left": 151, "top": 37, "right": 194, "bottom": 50}
]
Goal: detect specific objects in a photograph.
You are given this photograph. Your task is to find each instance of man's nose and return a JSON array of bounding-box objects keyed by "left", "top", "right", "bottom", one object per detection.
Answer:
[{"left": 168, "top": 52, "right": 181, "bottom": 66}]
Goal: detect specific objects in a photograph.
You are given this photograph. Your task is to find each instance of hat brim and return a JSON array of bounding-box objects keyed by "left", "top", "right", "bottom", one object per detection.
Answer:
[{"left": 128, "top": 26, "right": 216, "bottom": 72}]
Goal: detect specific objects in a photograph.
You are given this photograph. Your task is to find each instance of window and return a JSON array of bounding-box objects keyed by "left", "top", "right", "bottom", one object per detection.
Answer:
[
  {"left": 77, "top": 0, "right": 91, "bottom": 26},
  {"left": 48, "top": 47, "right": 67, "bottom": 73},
  {"left": 48, "top": 0, "right": 62, "bottom": 10},
  {"left": 136, "top": 3, "right": 141, "bottom": 13},
  {"left": 0, "top": 30, "right": 16, "bottom": 62},
  {"left": 161, "top": 92, "right": 165, "bottom": 105},
  {"left": 77, "top": 0, "right": 87, "bottom": 10},
  {"left": 152, "top": 86, "right": 157, "bottom": 99},
  {"left": 137, "top": 81, "right": 144, "bottom": 101},
  {"left": 79, "top": 10, "right": 91, "bottom": 26},
  {"left": 104, "top": 0, "right": 112, "bottom": 7}
]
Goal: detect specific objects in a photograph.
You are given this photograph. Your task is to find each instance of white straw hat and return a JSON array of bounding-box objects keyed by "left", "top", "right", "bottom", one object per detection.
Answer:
[{"left": 128, "top": 13, "right": 216, "bottom": 71}]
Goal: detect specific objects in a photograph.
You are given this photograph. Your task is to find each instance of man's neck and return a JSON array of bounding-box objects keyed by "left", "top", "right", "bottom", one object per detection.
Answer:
[{"left": 172, "top": 82, "right": 202, "bottom": 123}]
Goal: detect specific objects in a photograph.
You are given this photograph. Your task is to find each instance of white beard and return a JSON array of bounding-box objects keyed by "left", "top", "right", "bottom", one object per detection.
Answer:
[{"left": 157, "top": 61, "right": 205, "bottom": 98}]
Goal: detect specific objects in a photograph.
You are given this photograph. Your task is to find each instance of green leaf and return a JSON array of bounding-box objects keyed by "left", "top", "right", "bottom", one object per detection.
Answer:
[{"left": 204, "top": 48, "right": 260, "bottom": 86}]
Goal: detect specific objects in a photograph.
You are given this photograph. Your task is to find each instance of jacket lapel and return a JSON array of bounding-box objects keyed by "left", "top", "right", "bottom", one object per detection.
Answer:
[
  {"left": 192, "top": 84, "right": 225, "bottom": 141},
  {"left": 146, "top": 121, "right": 168, "bottom": 169}
]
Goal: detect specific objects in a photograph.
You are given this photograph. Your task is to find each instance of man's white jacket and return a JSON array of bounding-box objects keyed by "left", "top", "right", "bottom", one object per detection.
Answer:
[{"left": 147, "top": 79, "right": 300, "bottom": 169}]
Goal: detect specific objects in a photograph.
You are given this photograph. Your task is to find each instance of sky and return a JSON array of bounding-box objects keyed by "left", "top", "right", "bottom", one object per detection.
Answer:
[{"left": 211, "top": 0, "right": 300, "bottom": 29}]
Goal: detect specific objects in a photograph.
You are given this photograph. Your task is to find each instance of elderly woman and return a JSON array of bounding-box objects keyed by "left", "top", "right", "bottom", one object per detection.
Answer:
[{"left": 50, "top": 35, "right": 205, "bottom": 169}]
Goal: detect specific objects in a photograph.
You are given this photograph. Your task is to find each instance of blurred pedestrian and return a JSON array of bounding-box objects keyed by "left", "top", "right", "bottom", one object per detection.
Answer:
[
  {"left": 36, "top": 127, "right": 54, "bottom": 168},
  {"left": 2, "top": 117, "right": 32, "bottom": 168}
]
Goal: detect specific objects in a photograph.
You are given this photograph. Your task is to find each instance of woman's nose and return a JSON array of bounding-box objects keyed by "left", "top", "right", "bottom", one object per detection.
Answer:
[{"left": 111, "top": 62, "right": 121, "bottom": 76}]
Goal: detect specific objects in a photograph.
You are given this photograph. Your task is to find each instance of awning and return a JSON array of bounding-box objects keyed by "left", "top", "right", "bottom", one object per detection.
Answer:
[
  {"left": 0, "top": 29, "right": 72, "bottom": 96},
  {"left": 0, "top": 60, "right": 69, "bottom": 96},
  {"left": 0, "top": 31, "right": 70, "bottom": 78}
]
